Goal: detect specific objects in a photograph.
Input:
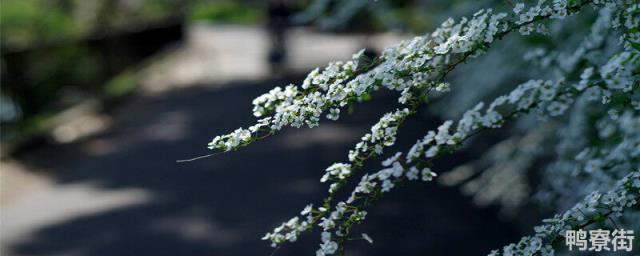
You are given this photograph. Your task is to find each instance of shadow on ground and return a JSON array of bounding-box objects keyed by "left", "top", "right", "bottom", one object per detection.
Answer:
[{"left": 7, "top": 75, "right": 520, "bottom": 256}]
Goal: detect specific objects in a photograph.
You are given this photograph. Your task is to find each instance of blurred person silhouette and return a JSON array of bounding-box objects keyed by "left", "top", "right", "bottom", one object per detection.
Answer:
[{"left": 266, "top": 0, "right": 291, "bottom": 75}]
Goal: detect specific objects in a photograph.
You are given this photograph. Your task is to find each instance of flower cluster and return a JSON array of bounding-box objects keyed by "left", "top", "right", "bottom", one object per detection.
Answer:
[
  {"left": 209, "top": 0, "right": 588, "bottom": 153},
  {"left": 200, "top": 0, "right": 640, "bottom": 254},
  {"left": 261, "top": 204, "right": 314, "bottom": 247},
  {"left": 524, "top": 6, "right": 614, "bottom": 73},
  {"left": 436, "top": 1, "right": 637, "bottom": 213},
  {"left": 321, "top": 163, "right": 352, "bottom": 183},
  {"left": 489, "top": 171, "right": 640, "bottom": 256},
  {"left": 348, "top": 108, "right": 411, "bottom": 162},
  {"left": 308, "top": 51, "right": 636, "bottom": 253},
  {"left": 305, "top": 72, "right": 587, "bottom": 254},
  {"left": 259, "top": 0, "right": 628, "bottom": 248}
]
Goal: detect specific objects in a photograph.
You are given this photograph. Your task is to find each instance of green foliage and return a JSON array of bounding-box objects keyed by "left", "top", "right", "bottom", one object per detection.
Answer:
[
  {"left": 0, "top": 0, "right": 81, "bottom": 48},
  {"left": 187, "top": 1, "right": 263, "bottom": 24},
  {"left": 104, "top": 71, "right": 138, "bottom": 98}
]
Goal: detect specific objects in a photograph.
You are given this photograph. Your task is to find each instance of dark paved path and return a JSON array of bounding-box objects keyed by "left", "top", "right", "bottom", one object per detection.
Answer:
[{"left": 4, "top": 76, "right": 520, "bottom": 256}]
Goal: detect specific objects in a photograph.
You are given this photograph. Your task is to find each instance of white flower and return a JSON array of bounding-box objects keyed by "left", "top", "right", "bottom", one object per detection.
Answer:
[
  {"left": 421, "top": 168, "right": 438, "bottom": 181},
  {"left": 435, "top": 121, "right": 454, "bottom": 145},
  {"left": 301, "top": 204, "right": 313, "bottom": 215},
  {"left": 519, "top": 24, "right": 534, "bottom": 35},
  {"left": 321, "top": 231, "right": 331, "bottom": 242},
  {"left": 435, "top": 82, "right": 451, "bottom": 92},
  {"left": 322, "top": 163, "right": 352, "bottom": 182},
  {"left": 319, "top": 217, "right": 335, "bottom": 230},
  {"left": 406, "top": 167, "right": 420, "bottom": 180},
  {"left": 547, "top": 101, "right": 569, "bottom": 116},
  {"left": 381, "top": 180, "right": 394, "bottom": 192},
  {"left": 391, "top": 162, "right": 404, "bottom": 177},
  {"left": 425, "top": 146, "right": 438, "bottom": 158},
  {"left": 584, "top": 87, "right": 601, "bottom": 101},
  {"left": 575, "top": 67, "right": 594, "bottom": 91},
  {"left": 326, "top": 108, "right": 340, "bottom": 121},
  {"left": 382, "top": 152, "right": 402, "bottom": 167},
  {"left": 513, "top": 3, "right": 525, "bottom": 14}
]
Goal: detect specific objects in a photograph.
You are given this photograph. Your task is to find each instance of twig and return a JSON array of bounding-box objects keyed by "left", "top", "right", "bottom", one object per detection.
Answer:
[{"left": 176, "top": 151, "right": 224, "bottom": 162}]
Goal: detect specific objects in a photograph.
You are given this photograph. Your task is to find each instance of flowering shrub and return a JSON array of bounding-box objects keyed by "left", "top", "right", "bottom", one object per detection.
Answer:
[{"left": 203, "top": 0, "right": 639, "bottom": 255}]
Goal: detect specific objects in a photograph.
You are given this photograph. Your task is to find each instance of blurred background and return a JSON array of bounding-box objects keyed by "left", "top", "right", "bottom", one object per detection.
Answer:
[{"left": 1, "top": 0, "right": 558, "bottom": 255}]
